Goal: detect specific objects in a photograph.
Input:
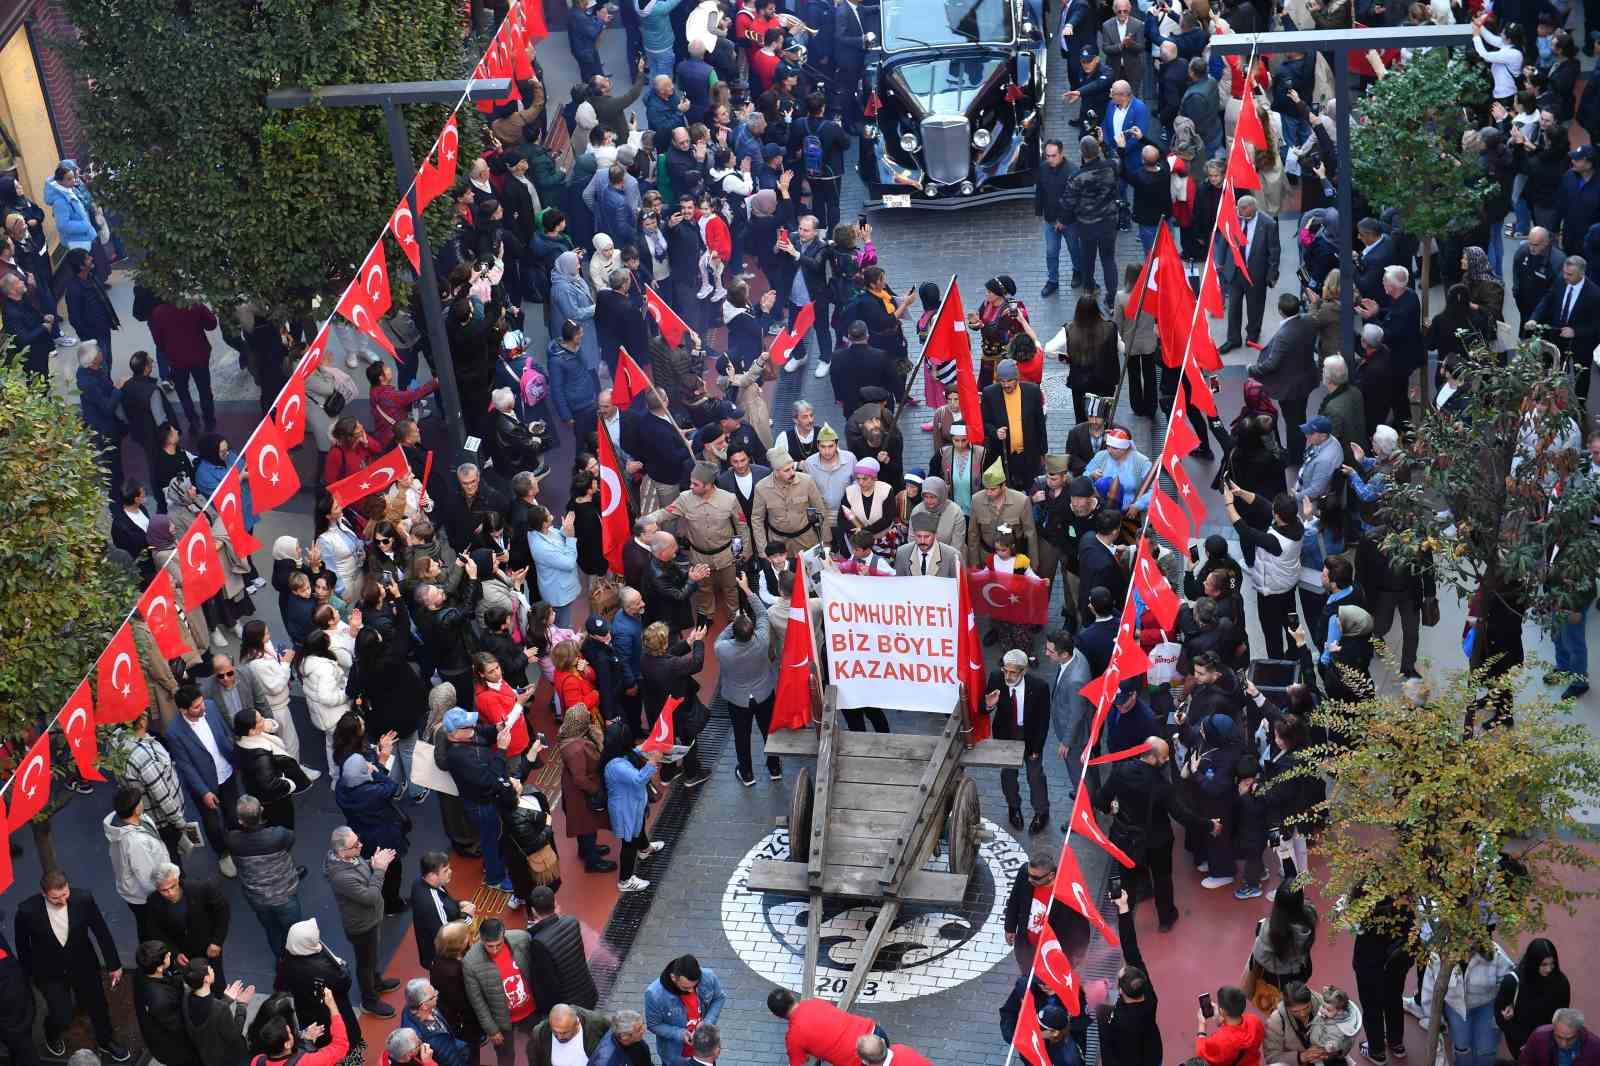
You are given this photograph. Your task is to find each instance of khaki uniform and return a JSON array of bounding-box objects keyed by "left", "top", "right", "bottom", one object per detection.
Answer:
[
  {"left": 672, "top": 486, "right": 745, "bottom": 618},
  {"left": 966, "top": 487, "right": 1037, "bottom": 568},
  {"left": 751, "top": 471, "right": 826, "bottom": 557}
]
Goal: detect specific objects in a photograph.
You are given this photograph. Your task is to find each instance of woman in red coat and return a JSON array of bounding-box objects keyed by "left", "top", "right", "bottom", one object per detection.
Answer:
[
  {"left": 551, "top": 639, "right": 600, "bottom": 717},
  {"left": 557, "top": 705, "right": 616, "bottom": 873}
]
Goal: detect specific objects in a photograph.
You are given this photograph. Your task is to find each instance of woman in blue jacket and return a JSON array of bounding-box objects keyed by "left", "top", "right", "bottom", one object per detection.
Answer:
[
  {"left": 526, "top": 503, "right": 582, "bottom": 627},
  {"left": 601, "top": 721, "right": 661, "bottom": 894},
  {"left": 331, "top": 711, "right": 410, "bottom": 910},
  {"left": 44, "top": 165, "right": 96, "bottom": 251},
  {"left": 195, "top": 433, "right": 263, "bottom": 586},
  {"left": 550, "top": 250, "right": 600, "bottom": 371}
]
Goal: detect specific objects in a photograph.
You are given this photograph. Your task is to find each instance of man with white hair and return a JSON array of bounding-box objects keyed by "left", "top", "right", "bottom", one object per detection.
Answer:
[
  {"left": 1099, "top": 3, "right": 1146, "bottom": 87},
  {"left": 1519, "top": 1008, "right": 1598, "bottom": 1066},
  {"left": 1, "top": 269, "right": 55, "bottom": 374},
  {"left": 1354, "top": 323, "right": 1398, "bottom": 433},
  {"left": 1342, "top": 424, "right": 1429, "bottom": 679},
  {"left": 1316, "top": 354, "right": 1367, "bottom": 460},
  {"left": 489, "top": 386, "right": 548, "bottom": 475},
  {"left": 75, "top": 337, "right": 125, "bottom": 502},
  {"left": 591, "top": 1009, "right": 651, "bottom": 1066},
  {"left": 1220, "top": 193, "right": 1280, "bottom": 352},
  {"left": 385, "top": 1028, "right": 426, "bottom": 1064},
  {"left": 1512, "top": 225, "right": 1565, "bottom": 322},
  {"left": 1358, "top": 263, "right": 1422, "bottom": 432},
  {"left": 324, "top": 826, "right": 399, "bottom": 1018},
  {"left": 985, "top": 649, "right": 1052, "bottom": 833},
  {"left": 401, "top": 978, "right": 473, "bottom": 1065}
]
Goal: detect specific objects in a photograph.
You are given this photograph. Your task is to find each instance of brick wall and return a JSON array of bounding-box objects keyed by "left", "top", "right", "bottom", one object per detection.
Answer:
[{"left": 28, "top": 0, "right": 85, "bottom": 160}]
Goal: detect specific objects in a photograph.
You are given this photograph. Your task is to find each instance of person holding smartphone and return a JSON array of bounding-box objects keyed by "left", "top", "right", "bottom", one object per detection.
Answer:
[
  {"left": 1195, "top": 985, "right": 1265, "bottom": 1066},
  {"left": 1223, "top": 484, "right": 1304, "bottom": 662}
]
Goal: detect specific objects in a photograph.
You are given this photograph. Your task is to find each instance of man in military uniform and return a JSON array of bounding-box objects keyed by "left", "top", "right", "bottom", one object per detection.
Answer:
[
  {"left": 967, "top": 460, "right": 1037, "bottom": 568},
  {"left": 671, "top": 460, "right": 747, "bottom": 620},
  {"left": 1032, "top": 454, "right": 1077, "bottom": 596},
  {"left": 751, "top": 449, "right": 827, "bottom": 557}
]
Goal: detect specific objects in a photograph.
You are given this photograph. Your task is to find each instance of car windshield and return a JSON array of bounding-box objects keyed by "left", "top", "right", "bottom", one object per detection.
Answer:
[
  {"left": 882, "top": 0, "right": 1014, "bottom": 50},
  {"left": 892, "top": 57, "right": 1005, "bottom": 115}
]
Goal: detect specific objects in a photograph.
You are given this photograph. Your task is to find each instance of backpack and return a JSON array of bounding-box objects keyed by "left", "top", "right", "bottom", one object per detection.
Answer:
[
  {"left": 802, "top": 118, "right": 826, "bottom": 179},
  {"left": 519, "top": 359, "right": 549, "bottom": 410}
]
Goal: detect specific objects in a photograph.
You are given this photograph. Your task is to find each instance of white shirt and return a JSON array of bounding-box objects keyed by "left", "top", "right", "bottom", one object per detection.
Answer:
[
  {"left": 46, "top": 900, "right": 70, "bottom": 946},
  {"left": 124, "top": 507, "right": 149, "bottom": 531},
  {"left": 1008, "top": 677, "right": 1026, "bottom": 727},
  {"left": 735, "top": 471, "right": 755, "bottom": 498},
  {"left": 914, "top": 547, "right": 935, "bottom": 575},
  {"left": 183, "top": 711, "right": 233, "bottom": 785},
  {"left": 1112, "top": 102, "right": 1130, "bottom": 140},
  {"left": 1116, "top": 15, "right": 1130, "bottom": 40},
  {"left": 551, "top": 1029, "right": 588, "bottom": 1066}
]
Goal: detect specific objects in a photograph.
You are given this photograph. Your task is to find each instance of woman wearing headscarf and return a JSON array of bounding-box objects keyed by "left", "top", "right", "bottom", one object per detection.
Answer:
[
  {"left": 551, "top": 249, "right": 601, "bottom": 372},
  {"left": 331, "top": 712, "right": 409, "bottom": 910},
  {"left": 279, "top": 918, "right": 361, "bottom": 1052},
  {"left": 909, "top": 476, "right": 967, "bottom": 549},
  {"left": 1321, "top": 603, "right": 1375, "bottom": 703},
  {"left": 589, "top": 231, "right": 619, "bottom": 292},
  {"left": 835, "top": 457, "right": 896, "bottom": 555},
  {"left": 914, "top": 282, "right": 947, "bottom": 413},
  {"left": 146, "top": 514, "right": 217, "bottom": 654},
  {"left": 1459, "top": 246, "right": 1507, "bottom": 355},
  {"left": 194, "top": 433, "right": 263, "bottom": 589},
  {"left": 744, "top": 188, "right": 782, "bottom": 282}
]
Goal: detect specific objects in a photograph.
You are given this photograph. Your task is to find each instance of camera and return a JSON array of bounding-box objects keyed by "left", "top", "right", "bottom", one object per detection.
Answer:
[
  {"left": 1083, "top": 108, "right": 1100, "bottom": 126},
  {"left": 1266, "top": 827, "right": 1282, "bottom": 848}
]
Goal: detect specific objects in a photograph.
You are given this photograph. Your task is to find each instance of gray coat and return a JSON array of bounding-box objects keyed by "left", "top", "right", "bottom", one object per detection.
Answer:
[
  {"left": 1048, "top": 649, "right": 1093, "bottom": 751},
  {"left": 893, "top": 539, "right": 960, "bottom": 577},
  {"left": 715, "top": 599, "right": 775, "bottom": 706},
  {"left": 202, "top": 670, "right": 270, "bottom": 722},
  {"left": 324, "top": 853, "right": 385, "bottom": 936},
  {"left": 1099, "top": 15, "right": 1147, "bottom": 86},
  {"left": 1250, "top": 314, "right": 1322, "bottom": 403},
  {"left": 463, "top": 931, "right": 537, "bottom": 1036}
]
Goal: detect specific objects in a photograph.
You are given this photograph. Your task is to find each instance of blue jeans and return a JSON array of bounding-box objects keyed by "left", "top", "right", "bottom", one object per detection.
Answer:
[
  {"left": 1554, "top": 606, "right": 1588, "bottom": 683},
  {"left": 248, "top": 896, "right": 304, "bottom": 959},
  {"left": 1444, "top": 1003, "right": 1500, "bottom": 1066},
  {"left": 1043, "top": 220, "right": 1080, "bottom": 285},
  {"left": 553, "top": 600, "right": 574, "bottom": 628},
  {"left": 1486, "top": 228, "right": 1504, "bottom": 279},
  {"left": 1138, "top": 223, "right": 1160, "bottom": 257},
  {"left": 466, "top": 800, "right": 507, "bottom": 885},
  {"left": 1078, "top": 222, "right": 1118, "bottom": 295},
  {"left": 646, "top": 46, "right": 675, "bottom": 81}
]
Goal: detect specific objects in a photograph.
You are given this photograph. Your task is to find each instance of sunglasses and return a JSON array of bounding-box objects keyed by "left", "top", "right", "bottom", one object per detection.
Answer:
[{"left": 216, "top": 670, "right": 235, "bottom": 678}]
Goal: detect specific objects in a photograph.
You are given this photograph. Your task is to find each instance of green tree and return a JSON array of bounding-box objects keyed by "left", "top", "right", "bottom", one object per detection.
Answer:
[
  {"left": 1350, "top": 49, "right": 1491, "bottom": 320},
  {"left": 56, "top": 0, "right": 471, "bottom": 316},
  {"left": 1299, "top": 660, "right": 1600, "bottom": 1066},
  {"left": 0, "top": 354, "right": 138, "bottom": 873}
]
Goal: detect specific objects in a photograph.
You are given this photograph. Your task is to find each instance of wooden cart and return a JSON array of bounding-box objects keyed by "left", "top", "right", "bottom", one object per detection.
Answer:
[{"left": 748, "top": 688, "right": 1024, "bottom": 1011}]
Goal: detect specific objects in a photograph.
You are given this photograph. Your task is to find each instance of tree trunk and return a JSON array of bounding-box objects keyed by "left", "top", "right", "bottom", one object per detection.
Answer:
[
  {"left": 30, "top": 818, "right": 59, "bottom": 877},
  {"left": 1424, "top": 958, "right": 1456, "bottom": 1066},
  {"left": 1419, "top": 243, "right": 1434, "bottom": 411}
]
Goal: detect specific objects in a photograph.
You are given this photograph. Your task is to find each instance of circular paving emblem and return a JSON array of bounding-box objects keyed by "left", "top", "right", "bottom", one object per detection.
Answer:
[{"left": 720, "top": 819, "right": 1030, "bottom": 1004}]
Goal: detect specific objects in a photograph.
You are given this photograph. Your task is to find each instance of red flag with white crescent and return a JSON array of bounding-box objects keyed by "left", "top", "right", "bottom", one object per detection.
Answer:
[
  {"left": 391, "top": 195, "right": 422, "bottom": 271},
  {"left": 1052, "top": 842, "right": 1120, "bottom": 945},
  {"left": 1165, "top": 396, "right": 1202, "bottom": 458},
  {"left": 0, "top": 790, "right": 11, "bottom": 892},
  {"left": 177, "top": 519, "right": 226, "bottom": 609},
  {"left": 771, "top": 572, "right": 815, "bottom": 731},
  {"left": 612, "top": 346, "right": 654, "bottom": 409},
  {"left": 1147, "top": 487, "right": 1192, "bottom": 554},
  {"left": 1068, "top": 785, "right": 1135, "bottom": 869},
  {"left": 1035, "top": 922, "right": 1084, "bottom": 1013},
  {"left": 923, "top": 278, "right": 985, "bottom": 446},
  {"left": 1199, "top": 237, "right": 1225, "bottom": 318},
  {"left": 96, "top": 623, "right": 150, "bottom": 725},
  {"left": 967, "top": 567, "right": 1050, "bottom": 625},
  {"left": 1225, "top": 131, "right": 1261, "bottom": 192},
  {"left": 596, "top": 413, "right": 632, "bottom": 576},
  {"left": 416, "top": 115, "right": 460, "bottom": 211},
  {"left": 1011, "top": 986, "right": 1054, "bottom": 1066},
  {"left": 275, "top": 362, "right": 309, "bottom": 449},
  {"left": 644, "top": 284, "right": 691, "bottom": 348},
  {"left": 212, "top": 466, "right": 263, "bottom": 555},
  {"left": 1088, "top": 740, "right": 1154, "bottom": 766},
  {"left": 137, "top": 569, "right": 191, "bottom": 660},
  {"left": 335, "top": 239, "right": 396, "bottom": 356},
  {"left": 1183, "top": 356, "right": 1218, "bottom": 417},
  {"left": 1163, "top": 447, "right": 1208, "bottom": 526},
  {"left": 641, "top": 696, "right": 681, "bottom": 753},
  {"left": 59, "top": 680, "right": 106, "bottom": 782},
  {"left": 1132, "top": 540, "right": 1182, "bottom": 632},
  {"left": 1215, "top": 185, "right": 1251, "bottom": 283},
  {"left": 768, "top": 301, "right": 816, "bottom": 369},
  {"left": 6, "top": 731, "right": 50, "bottom": 830},
  {"left": 244, "top": 415, "right": 301, "bottom": 513},
  {"left": 1235, "top": 84, "right": 1268, "bottom": 149},
  {"left": 957, "top": 562, "right": 992, "bottom": 743},
  {"left": 326, "top": 444, "right": 409, "bottom": 512},
  {"left": 1112, "top": 598, "right": 1152, "bottom": 677}
]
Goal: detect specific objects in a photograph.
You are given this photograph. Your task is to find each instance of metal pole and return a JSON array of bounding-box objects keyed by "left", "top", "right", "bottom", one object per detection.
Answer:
[
  {"left": 1334, "top": 56, "right": 1355, "bottom": 357},
  {"left": 380, "top": 97, "right": 465, "bottom": 451}
]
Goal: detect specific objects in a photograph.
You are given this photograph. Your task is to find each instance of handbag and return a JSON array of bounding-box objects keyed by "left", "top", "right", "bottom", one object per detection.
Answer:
[
  {"left": 526, "top": 842, "right": 561, "bottom": 886},
  {"left": 1241, "top": 957, "right": 1283, "bottom": 1013},
  {"left": 323, "top": 390, "right": 347, "bottom": 416},
  {"left": 1421, "top": 596, "right": 1440, "bottom": 627}
]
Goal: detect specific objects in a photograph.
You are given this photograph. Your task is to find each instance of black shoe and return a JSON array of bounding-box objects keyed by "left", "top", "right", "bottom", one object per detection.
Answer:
[
  {"left": 384, "top": 901, "right": 409, "bottom": 915},
  {"left": 377, "top": 977, "right": 401, "bottom": 993},
  {"left": 98, "top": 1044, "right": 132, "bottom": 1064},
  {"left": 1041, "top": 281, "right": 1059, "bottom": 298},
  {"left": 1008, "top": 807, "right": 1024, "bottom": 830},
  {"left": 983, "top": 629, "right": 1000, "bottom": 646},
  {"left": 1069, "top": 273, "right": 1084, "bottom": 288},
  {"left": 65, "top": 779, "right": 94, "bottom": 795},
  {"left": 585, "top": 858, "right": 619, "bottom": 873},
  {"left": 363, "top": 1001, "right": 397, "bottom": 1018},
  {"left": 1562, "top": 682, "right": 1590, "bottom": 699},
  {"left": 296, "top": 865, "right": 309, "bottom": 880},
  {"left": 595, "top": 844, "right": 612, "bottom": 856},
  {"left": 735, "top": 768, "right": 756, "bottom": 787},
  {"left": 1159, "top": 914, "right": 1180, "bottom": 933},
  {"left": 1028, "top": 813, "right": 1049, "bottom": 834},
  {"left": 682, "top": 769, "right": 712, "bottom": 788},
  {"left": 1219, "top": 340, "right": 1240, "bottom": 354}
]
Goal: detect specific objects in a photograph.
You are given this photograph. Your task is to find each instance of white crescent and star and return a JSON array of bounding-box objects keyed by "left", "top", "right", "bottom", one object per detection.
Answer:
[
  {"left": 393, "top": 206, "right": 418, "bottom": 249},
  {"left": 280, "top": 392, "right": 303, "bottom": 433},
  {"left": 349, "top": 303, "right": 372, "bottom": 332},
  {"left": 256, "top": 443, "right": 283, "bottom": 486},
  {"left": 1038, "top": 938, "right": 1075, "bottom": 992},
  {"left": 146, "top": 592, "right": 170, "bottom": 626},
  {"left": 64, "top": 706, "right": 90, "bottom": 748},
  {"left": 650, "top": 715, "right": 671, "bottom": 745},
  {"left": 18, "top": 751, "right": 44, "bottom": 799},
  {"left": 185, "top": 529, "right": 210, "bottom": 576},
  {"left": 365, "top": 262, "right": 387, "bottom": 304},
  {"left": 979, "top": 581, "right": 1011, "bottom": 610},
  {"left": 599, "top": 465, "right": 624, "bottom": 518},
  {"left": 111, "top": 650, "right": 134, "bottom": 698}
]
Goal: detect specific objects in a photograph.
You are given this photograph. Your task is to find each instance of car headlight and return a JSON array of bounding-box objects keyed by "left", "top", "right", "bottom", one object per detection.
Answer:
[
  {"left": 900, "top": 132, "right": 920, "bottom": 153},
  {"left": 924, "top": 185, "right": 939, "bottom": 197},
  {"left": 960, "top": 180, "right": 975, "bottom": 195},
  {"left": 972, "top": 127, "right": 992, "bottom": 150}
]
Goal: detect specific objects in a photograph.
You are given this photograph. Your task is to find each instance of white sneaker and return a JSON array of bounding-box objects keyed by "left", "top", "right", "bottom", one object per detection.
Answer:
[
  {"left": 696, "top": 282, "right": 713, "bottom": 299},
  {"left": 245, "top": 577, "right": 267, "bottom": 594},
  {"left": 219, "top": 855, "right": 237, "bottom": 878},
  {"left": 232, "top": 621, "right": 245, "bottom": 640},
  {"left": 304, "top": 767, "right": 323, "bottom": 782},
  {"left": 1402, "top": 997, "right": 1427, "bottom": 1022},
  {"left": 1201, "top": 876, "right": 1235, "bottom": 889},
  {"left": 619, "top": 876, "right": 651, "bottom": 893},
  {"left": 210, "top": 630, "right": 230, "bottom": 650},
  {"left": 783, "top": 355, "right": 806, "bottom": 374},
  {"left": 813, "top": 361, "right": 830, "bottom": 379},
  {"left": 642, "top": 841, "right": 666, "bottom": 857},
  {"left": 506, "top": 895, "right": 524, "bottom": 910}
]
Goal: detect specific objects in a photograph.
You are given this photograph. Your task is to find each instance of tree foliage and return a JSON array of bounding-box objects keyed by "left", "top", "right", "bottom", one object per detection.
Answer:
[
  {"left": 1350, "top": 49, "right": 1492, "bottom": 240},
  {"left": 1300, "top": 658, "right": 1600, "bottom": 1066},
  {"left": 0, "top": 355, "right": 137, "bottom": 835},
  {"left": 56, "top": 0, "right": 472, "bottom": 316}
]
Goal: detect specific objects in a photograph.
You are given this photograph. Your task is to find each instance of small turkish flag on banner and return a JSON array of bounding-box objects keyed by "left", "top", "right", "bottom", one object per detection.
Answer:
[
  {"left": 957, "top": 564, "right": 992, "bottom": 743},
  {"left": 1225, "top": 133, "right": 1261, "bottom": 191},
  {"left": 771, "top": 572, "right": 816, "bottom": 731},
  {"left": 1133, "top": 540, "right": 1182, "bottom": 632},
  {"left": 177, "top": 519, "right": 226, "bottom": 610},
  {"left": 97, "top": 623, "right": 150, "bottom": 725},
  {"left": 596, "top": 413, "right": 632, "bottom": 576},
  {"left": 967, "top": 568, "right": 1050, "bottom": 625},
  {"left": 1012, "top": 987, "right": 1054, "bottom": 1066},
  {"left": 612, "top": 346, "right": 654, "bottom": 409},
  {"left": 644, "top": 284, "right": 692, "bottom": 348},
  {"left": 245, "top": 416, "right": 300, "bottom": 513},
  {"left": 138, "top": 569, "right": 191, "bottom": 660},
  {"left": 923, "top": 278, "right": 984, "bottom": 446},
  {"left": 275, "top": 363, "right": 309, "bottom": 450},
  {"left": 1052, "top": 843, "right": 1120, "bottom": 945},
  {"left": 336, "top": 240, "right": 396, "bottom": 356},
  {"left": 416, "top": 115, "right": 460, "bottom": 211},
  {"left": 641, "top": 696, "right": 681, "bottom": 753},
  {"left": 1069, "top": 781, "right": 1136, "bottom": 869},
  {"left": 1088, "top": 740, "right": 1154, "bottom": 766},
  {"left": 1163, "top": 448, "right": 1208, "bottom": 526},
  {"left": 1035, "top": 922, "right": 1083, "bottom": 1013},
  {"left": 391, "top": 195, "right": 422, "bottom": 271},
  {"left": 59, "top": 680, "right": 106, "bottom": 783},
  {"left": 213, "top": 466, "right": 263, "bottom": 555},
  {"left": 6, "top": 731, "right": 49, "bottom": 830},
  {"left": 327, "top": 444, "right": 409, "bottom": 512},
  {"left": 768, "top": 302, "right": 816, "bottom": 369}
]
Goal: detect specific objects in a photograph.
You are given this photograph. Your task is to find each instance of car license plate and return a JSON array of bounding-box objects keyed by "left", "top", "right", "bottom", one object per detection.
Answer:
[{"left": 882, "top": 194, "right": 912, "bottom": 209}]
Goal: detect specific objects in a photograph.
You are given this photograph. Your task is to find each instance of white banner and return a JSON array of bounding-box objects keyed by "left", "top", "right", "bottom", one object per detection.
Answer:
[{"left": 818, "top": 572, "right": 960, "bottom": 713}]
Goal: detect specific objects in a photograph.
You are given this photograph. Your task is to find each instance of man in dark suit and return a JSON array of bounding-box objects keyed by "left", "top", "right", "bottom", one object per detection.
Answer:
[
  {"left": 1529, "top": 255, "right": 1600, "bottom": 406},
  {"left": 526, "top": 887, "right": 600, "bottom": 1011},
  {"left": 980, "top": 358, "right": 1050, "bottom": 490},
  {"left": 1250, "top": 295, "right": 1325, "bottom": 464},
  {"left": 621, "top": 388, "right": 695, "bottom": 514},
  {"left": 1077, "top": 509, "right": 1128, "bottom": 624},
  {"left": 1076, "top": 585, "right": 1120, "bottom": 677},
  {"left": 144, "top": 865, "right": 231, "bottom": 990},
  {"left": 1354, "top": 217, "right": 1395, "bottom": 303},
  {"left": 1064, "top": 399, "right": 1109, "bottom": 475},
  {"left": 986, "top": 650, "right": 1053, "bottom": 834},
  {"left": 1358, "top": 265, "right": 1424, "bottom": 433},
  {"left": 829, "top": 320, "right": 898, "bottom": 419},
  {"left": 412, "top": 851, "right": 475, "bottom": 970},
  {"left": 164, "top": 683, "right": 241, "bottom": 872},
  {"left": 0, "top": 914, "right": 41, "bottom": 1066},
  {"left": 201, "top": 653, "right": 269, "bottom": 725},
  {"left": 14, "top": 872, "right": 131, "bottom": 1061},
  {"left": 831, "top": 0, "right": 870, "bottom": 127},
  {"left": 1221, "top": 194, "right": 1280, "bottom": 351}
]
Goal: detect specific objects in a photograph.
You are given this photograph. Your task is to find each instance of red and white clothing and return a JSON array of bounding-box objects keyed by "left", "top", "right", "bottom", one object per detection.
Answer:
[
  {"left": 493, "top": 945, "right": 536, "bottom": 1024},
  {"left": 783, "top": 1000, "right": 877, "bottom": 1066},
  {"left": 680, "top": 992, "right": 702, "bottom": 1057},
  {"left": 1026, "top": 880, "right": 1053, "bottom": 945},
  {"left": 474, "top": 680, "right": 528, "bottom": 756}
]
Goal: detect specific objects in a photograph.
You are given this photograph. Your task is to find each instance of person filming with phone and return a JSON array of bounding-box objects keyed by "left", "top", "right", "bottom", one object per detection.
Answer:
[{"left": 1196, "top": 985, "right": 1266, "bottom": 1066}]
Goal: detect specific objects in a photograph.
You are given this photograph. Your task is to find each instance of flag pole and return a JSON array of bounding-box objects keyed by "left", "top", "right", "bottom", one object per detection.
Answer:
[
  {"left": 891, "top": 273, "right": 956, "bottom": 437},
  {"left": 1105, "top": 219, "right": 1164, "bottom": 429}
]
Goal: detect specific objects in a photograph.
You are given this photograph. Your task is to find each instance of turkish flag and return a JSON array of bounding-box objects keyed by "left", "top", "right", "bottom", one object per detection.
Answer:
[
  {"left": 1068, "top": 787, "right": 1135, "bottom": 869},
  {"left": 1166, "top": 396, "right": 1201, "bottom": 457},
  {"left": 1235, "top": 90, "right": 1268, "bottom": 150},
  {"left": 1199, "top": 237, "right": 1225, "bottom": 318},
  {"left": 641, "top": 696, "right": 681, "bottom": 753},
  {"left": 0, "top": 791, "right": 11, "bottom": 893},
  {"left": 1225, "top": 133, "right": 1261, "bottom": 191},
  {"left": 771, "top": 572, "right": 816, "bottom": 731},
  {"left": 137, "top": 569, "right": 191, "bottom": 660},
  {"left": 520, "top": 0, "right": 548, "bottom": 40},
  {"left": 1079, "top": 667, "right": 1122, "bottom": 753},
  {"left": 213, "top": 466, "right": 263, "bottom": 555},
  {"left": 327, "top": 444, "right": 409, "bottom": 512},
  {"left": 1125, "top": 233, "right": 1160, "bottom": 320},
  {"left": 416, "top": 115, "right": 460, "bottom": 211},
  {"left": 957, "top": 564, "right": 992, "bottom": 743},
  {"left": 244, "top": 415, "right": 300, "bottom": 513},
  {"left": 922, "top": 278, "right": 984, "bottom": 445},
  {"left": 1088, "top": 740, "right": 1154, "bottom": 766},
  {"left": 1216, "top": 186, "right": 1251, "bottom": 284},
  {"left": 768, "top": 302, "right": 816, "bottom": 369},
  {"left": 596, "top": 413, "right": 632, "bottom": 576},
  {"left": 1140, "top": 227, "right": 1199, "bottom": 371},
  {"left": 275, "top": 364, "right": 309, "bottom": 450},
  {"left": 6, "top": 731, "right": 50, "bottom": 830},
  {"left": 644, "top": 284, "right": 692, "bottom": 348},
  {"left": 1163, "top": 447, "right": 1208, "bottom": 527},
  {"left": 967, "top": 568, "right": 1050, "bottom": 625},
  {"left": 294, "top": 323, "right": 329, "bottom": 379},
  {"left": 1052, "top": 843, "right": 1120, "bottom": 945},
  {"left": 1112, "top": 599, "right": 1152, "bottom": 677},
  {"left": 97, "top": 622, "right": 150, "bottom": 725},
  {"left": 1012, "top": 987, "right": 1054, "bottom": 1066},
  {"left": 1132, "top": 540, "right": 1181, "bottom": 632},
  {"left": 612, "top": 346, "right": 654, "bottom": 409},
  {"left": 1184, "top": 357, "right": 1218, "bottom": 417},
  {"left": 177, "top": 519, "right": 226, "bottom": 610},
  {"left": 1190, "top": 317, "right": 1222, "bottom": 373},
  {"left": 59, "top": 680, "right": 105, "bottom": 782},
  {"left": 1035, "top": 922, "right": 1083, "bottom": 1013},
  {"left": 391, "top": 194, "right": 421, "bottom": 271},
  {"left": 1147, "top": 489, "right": 1192, "bottom": 554},
  {"left": 336, "top": 239, "right": 396, "bottom": 356}
]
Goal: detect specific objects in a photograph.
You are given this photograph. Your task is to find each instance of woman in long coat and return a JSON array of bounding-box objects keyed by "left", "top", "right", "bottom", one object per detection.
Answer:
[{"left": 558, "top": 706, "right": 614, "bottom": 873}]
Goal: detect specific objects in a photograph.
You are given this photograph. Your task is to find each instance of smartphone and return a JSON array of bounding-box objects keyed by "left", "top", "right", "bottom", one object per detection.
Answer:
[
  {"left": 1285, "top": 611, "right": 1300, "bottom": 631},
  {"left": 1208, "top": 375, "right": 1221, "bottom": 394},
  {"left": 312, "top": 978, "right": 326, "bottom": 1000},
  {"left": 857, "top": 213, "right": 868, "bottom": 228},
  {"left": 1199, "top": 992, "right": 1215, "bottom": 1019},
  {"left": 778, "top": 226, "right": 789, "bottom": 244},
  {"left": 535, "top": 732, "right": 548, "bottom": 747},
  {"left": 1107, "top": 874, "right": 1122, "bottom": 898}
]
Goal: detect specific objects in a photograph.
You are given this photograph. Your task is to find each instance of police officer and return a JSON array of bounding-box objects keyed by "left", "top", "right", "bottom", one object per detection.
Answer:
[
  {"left": 671, "top": 461, "right": 746, "bottom": 621},
  {"left": 967, "top": 461, "right": 1038, "bottom": 568},
  {"left": 713, "top": 399, "right": 769, "bottom": 467},
  {"left": 752, "top": 449, "right": 827, "bottom": 557},
  {"left": 1512, "top": 226, "right": 1566, "bottom": 323}
]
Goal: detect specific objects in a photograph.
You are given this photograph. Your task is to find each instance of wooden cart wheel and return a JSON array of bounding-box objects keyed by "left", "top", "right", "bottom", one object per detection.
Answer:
[
  {"left": 788, "top": 766, "right": 815, "bottom": 862},
  {"left": 945, "top": 776, "right": 980, "bottom": 876}
]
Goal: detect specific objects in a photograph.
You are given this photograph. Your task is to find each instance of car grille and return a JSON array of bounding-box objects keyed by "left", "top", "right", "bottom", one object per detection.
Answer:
[{"left": 920, "top": 115, "right": 970, "bottom": 186}]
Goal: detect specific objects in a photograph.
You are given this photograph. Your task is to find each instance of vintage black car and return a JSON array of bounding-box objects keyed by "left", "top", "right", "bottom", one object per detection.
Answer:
[{"left": 857, "top": 0, "right": 1047, "bottom": 208}]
